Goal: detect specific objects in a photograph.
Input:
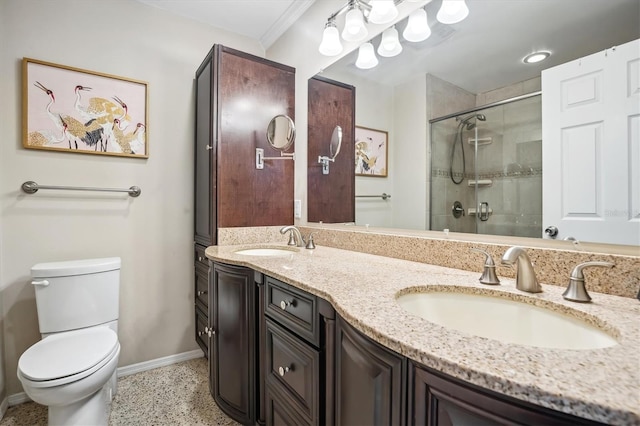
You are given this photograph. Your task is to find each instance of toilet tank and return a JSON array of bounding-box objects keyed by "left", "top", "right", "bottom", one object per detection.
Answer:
[{"left": 31, "top": 257, "right": 121, "bottom": 334}]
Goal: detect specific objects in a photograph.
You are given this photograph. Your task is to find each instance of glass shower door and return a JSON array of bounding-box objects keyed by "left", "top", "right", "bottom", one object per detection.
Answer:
[{"left": 430, "top": 94, "right": 542, "bottom": 238}]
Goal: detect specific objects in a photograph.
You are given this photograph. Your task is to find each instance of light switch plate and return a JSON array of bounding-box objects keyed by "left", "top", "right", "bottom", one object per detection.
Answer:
[{"left": 294, "top": 199, "right": 302, "bottom": 218}]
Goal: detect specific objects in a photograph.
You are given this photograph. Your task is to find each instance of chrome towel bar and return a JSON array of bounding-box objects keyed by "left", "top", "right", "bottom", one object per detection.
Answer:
[
  {"left": 21, "top": 181, "right": 141, "bottom": 197},
  {"left": 355, "top": 193, "right": 391, "bottom": 200}
]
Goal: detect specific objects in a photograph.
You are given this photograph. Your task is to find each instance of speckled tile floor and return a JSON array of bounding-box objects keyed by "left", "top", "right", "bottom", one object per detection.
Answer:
[{"left": 0, "top": 357, "right": 239, "bottom": 426}]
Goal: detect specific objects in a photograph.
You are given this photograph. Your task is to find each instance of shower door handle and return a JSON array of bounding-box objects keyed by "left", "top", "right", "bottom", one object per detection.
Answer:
[{"left": 479, "top": 202, "right": 490, "bottom": 221}]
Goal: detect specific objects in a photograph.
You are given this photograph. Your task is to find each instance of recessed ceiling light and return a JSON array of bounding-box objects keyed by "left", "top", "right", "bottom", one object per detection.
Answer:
[{"left": 523, "top": 51, "right": 551, "bottom": 64}]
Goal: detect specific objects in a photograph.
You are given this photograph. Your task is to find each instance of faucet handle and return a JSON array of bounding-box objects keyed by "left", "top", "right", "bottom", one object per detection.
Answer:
[
  {"left": 470, "top": 248, "right": 500, "bottom": 285},
  {"left": 285, "top": 232, "right": 297, "bottom": 246},
  {"left": 305, "top": 233, "right": 316, "bottom": 250},
  {"left": 563, "top": 261, "right": 614, "bottom": 302}
]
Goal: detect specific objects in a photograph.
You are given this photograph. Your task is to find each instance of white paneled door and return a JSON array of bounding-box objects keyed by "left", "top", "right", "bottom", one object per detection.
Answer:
[{"left": 542, "top": 39, "right": 640, "bottom": 246}]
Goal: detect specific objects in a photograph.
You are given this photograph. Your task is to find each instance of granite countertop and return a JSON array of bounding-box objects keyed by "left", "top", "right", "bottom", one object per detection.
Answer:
[{"left": 205, "top": 243, "right": 640, "bottom": 425}]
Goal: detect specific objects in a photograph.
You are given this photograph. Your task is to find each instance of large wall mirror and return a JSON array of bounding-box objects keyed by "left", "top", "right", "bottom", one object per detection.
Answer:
[{"left": 313, "top": 0, "right": 639, "bottom": 247}]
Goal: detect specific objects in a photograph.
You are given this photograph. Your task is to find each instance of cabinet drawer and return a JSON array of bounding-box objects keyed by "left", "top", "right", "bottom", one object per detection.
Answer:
[
  {"left": 265, "top": 277, "right": 319, "bottom": 346},
  {"left": 266, "top": 319, "right": 319, "bottom": 423},
  {"left": 195, "top": 305, "right": 209, "bottom": 357},
  {"left": 266, "top": 384, "right": 313, "bottom": 426},
  {"left": 195, "top": 262, "right": 209, "bottom": 310},
  {"left": 195, "top": 244, "right": 209, "bottom": 267}
]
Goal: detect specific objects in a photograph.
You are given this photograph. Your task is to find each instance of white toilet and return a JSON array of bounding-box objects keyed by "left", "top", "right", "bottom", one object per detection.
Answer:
[{"left": 17, "top": 257, "right": 122, "bottom": 426}]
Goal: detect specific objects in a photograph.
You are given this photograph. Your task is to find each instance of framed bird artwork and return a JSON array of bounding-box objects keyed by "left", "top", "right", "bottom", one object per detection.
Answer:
[
  {"left": 355, "top": 126, "right": 388, "bottom": 177},
  {"left": 22, "top": 58, "right": 148, "bottom": 158}
]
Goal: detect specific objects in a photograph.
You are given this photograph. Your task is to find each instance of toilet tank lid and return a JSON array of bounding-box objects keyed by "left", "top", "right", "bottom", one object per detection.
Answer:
[{"left": 31, "top": 257, "right": 121, "bottom": 278}]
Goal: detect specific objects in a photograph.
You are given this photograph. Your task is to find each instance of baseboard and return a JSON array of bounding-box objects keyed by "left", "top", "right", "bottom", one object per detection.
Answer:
[
  {"left": 1, "top": 396, "right": 8, "bottom": 420},
  {"left": 7, "top": 392, "right": 30, "bottom": 407},
  {"left": 117, "top": 349, "right": 204, "bottom": 377},
  {"left": 7, "top": 349, "right": 205, "bottom": 407}
]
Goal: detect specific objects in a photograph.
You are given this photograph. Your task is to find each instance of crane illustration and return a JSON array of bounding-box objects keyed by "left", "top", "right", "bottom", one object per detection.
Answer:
[
  {"left": 27, "top": 120, "right": 68, "bottom": 147},
  {"left": 74, "top": 85, "right": 129, "bottom": 123}
]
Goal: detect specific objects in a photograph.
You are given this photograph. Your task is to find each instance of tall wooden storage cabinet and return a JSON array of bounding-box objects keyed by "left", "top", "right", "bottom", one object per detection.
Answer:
[
  {"left": 307, "top": 76, "right": 355, "bottom": 224},
  {"left": 194, "top": 45, "right": 295, "bottom": 425}
]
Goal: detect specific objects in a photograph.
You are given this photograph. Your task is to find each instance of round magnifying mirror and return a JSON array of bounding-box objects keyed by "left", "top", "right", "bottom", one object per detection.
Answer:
[
  {"left": 330, "top": 125, "right": 342, "bottom": 160},
  {"left": 266, "top": 115, "right": 295, "bottom": 151}
]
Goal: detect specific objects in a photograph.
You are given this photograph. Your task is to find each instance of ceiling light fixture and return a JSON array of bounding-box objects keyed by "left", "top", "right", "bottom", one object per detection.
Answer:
[
  {"left": 319, "top": 21, "right": 344, "bottom": 56},
  {"left": 402, "top": 7, "right": 431, "bottom": 42},
  {"left": 368, "top": 0, "right": 399, "bottom": 24},
  {"left": 523, "top": 51, "right": 551, "bottom": 64},
  {"left": 377, "top": 26, "right": 403, "bottom": 57},
  {"left": 319, "top": 0, "right": 472, "bottom": 70},
  {"left": 356, "top": 42, "right": 379, "bottom": 69},
  {"left": 436, "top": 0, "right": 469, "bottom": 24},
  {"left": 342, "top": 5, "right": 369, "bottom": 42}
]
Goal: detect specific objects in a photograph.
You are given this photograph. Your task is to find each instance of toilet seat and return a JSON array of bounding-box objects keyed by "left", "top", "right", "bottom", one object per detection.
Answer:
[{"left": 18, "top": 327, "right": 119, "bottom": 388}]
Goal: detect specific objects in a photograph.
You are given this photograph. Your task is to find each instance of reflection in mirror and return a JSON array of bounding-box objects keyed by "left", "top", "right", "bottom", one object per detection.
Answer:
[
  {"left": 318, "top": 125, "right": 343, "bottom": 175},
  {"left": 314, "top": 0, "right": 639, "bottom": 247},
  {"left": 266, "top": 114, "right": 295, "bottom": 151},
  {"left": 330, "top": 125, "right": 342, "bottom": 159}
]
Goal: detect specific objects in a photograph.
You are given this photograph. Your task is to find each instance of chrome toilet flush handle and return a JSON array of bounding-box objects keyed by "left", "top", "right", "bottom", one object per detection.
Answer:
[{"left": 31, "top": 279, "right": 49, "bottom": 287}]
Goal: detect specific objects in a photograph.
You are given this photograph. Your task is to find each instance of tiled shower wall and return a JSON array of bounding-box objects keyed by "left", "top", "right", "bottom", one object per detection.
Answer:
[{"left": 430, "top": 94, "right": 542, "bottom": 238}]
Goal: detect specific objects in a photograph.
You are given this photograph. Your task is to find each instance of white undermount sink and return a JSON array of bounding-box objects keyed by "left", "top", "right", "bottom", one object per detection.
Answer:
[
  {"left": 234, "top": 247, "right": 297, "bottom": 257},
  {"left": 396, "top": 290, "right": 618, "bottom": 350}
]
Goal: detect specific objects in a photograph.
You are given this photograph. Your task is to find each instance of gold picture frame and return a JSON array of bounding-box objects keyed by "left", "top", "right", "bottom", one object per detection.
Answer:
[
  {"left": 355, "top": 125, "right": 388, "bottom": 177},
  {"left": 23, "top": 58, "right": 148, "bottom": 158}
]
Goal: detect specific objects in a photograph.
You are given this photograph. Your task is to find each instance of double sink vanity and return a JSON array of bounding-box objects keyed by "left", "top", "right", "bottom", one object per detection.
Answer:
[{"left": 202, "top": 227, "right": 639, "bottom": 426}]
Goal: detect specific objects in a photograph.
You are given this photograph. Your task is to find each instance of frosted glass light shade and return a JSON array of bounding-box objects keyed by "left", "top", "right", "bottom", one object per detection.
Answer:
[
  {"left": 377, "top": 27, "right": 403, "bottom": 57},
  {"left": 403, "top": 8, "right": 431, "bottom": 42},
  {"left": 369, "top": 0, "right": 399, "bottom": 25},
  {"left": 437, "top": 0, "right": 469, "bottom": 24},
  {"left": 355, "top": 43, "right": 379, "bottom": 69},
  {"left": 319, "top": 24, "right": 343, "bottom": 56},
  {"left": 342, "top": 8, "right": 368, "bottom": 42}
]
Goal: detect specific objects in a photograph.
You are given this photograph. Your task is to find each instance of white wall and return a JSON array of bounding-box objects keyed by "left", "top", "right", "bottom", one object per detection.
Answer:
[{"left": 0, "top": 0, "right": 263, "bottom": 396}]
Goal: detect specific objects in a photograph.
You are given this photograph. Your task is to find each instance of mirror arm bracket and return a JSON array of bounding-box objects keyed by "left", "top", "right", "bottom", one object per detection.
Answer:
[
  {"left": 256, "top": 148, "right": 294, "bottom": 170},
  {"left": 318, "top": 155, "right": 336, "bottom": 175}
]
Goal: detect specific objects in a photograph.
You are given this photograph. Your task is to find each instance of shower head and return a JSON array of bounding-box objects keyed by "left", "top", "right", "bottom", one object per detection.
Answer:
[{"left": 457, "top": 113, "right": 486, "bottom": 130}]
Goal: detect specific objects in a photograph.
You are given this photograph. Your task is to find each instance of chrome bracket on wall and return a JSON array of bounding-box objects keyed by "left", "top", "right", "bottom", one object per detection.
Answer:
[
  {"left": 318, "top": 156, "right": 335, "bottom": 174},
  {"left": 255, "top": 148, "right": 294, "bottom": 170}
]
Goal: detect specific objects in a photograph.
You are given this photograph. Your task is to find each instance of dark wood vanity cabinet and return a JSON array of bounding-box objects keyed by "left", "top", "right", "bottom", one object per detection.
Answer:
[
  {"left": 210, "top": 262, "right": 261, "bottom": 425},
  {"left": 264, "top": 277, "right": 335, "bottom": 426},
  {"left": 335, "top": 316, "right": 406, "bottom": 426}
]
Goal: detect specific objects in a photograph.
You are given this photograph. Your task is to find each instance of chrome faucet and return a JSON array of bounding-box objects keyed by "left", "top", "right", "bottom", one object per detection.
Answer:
[
  {"left": 501, "top": 246, "right": 542, "bottom": 293},
  {"left": 280, "top": 225, "right": 305, "bottom": 247}
]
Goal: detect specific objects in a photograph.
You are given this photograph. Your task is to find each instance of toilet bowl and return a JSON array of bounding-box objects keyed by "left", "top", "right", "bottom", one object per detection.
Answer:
[{"left": 18, "top": 326, "right": 120, "bottom": 426}]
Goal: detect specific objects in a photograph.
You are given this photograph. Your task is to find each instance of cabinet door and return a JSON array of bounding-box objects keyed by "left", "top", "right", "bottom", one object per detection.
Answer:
[
  {"left": 307, "top": 76, "right": 355, "bottom": 223},
  {"left": 194, "top": 53, "right": 215, "bottom": 247},
  {"left": 335, "top": 316, "right": 406, "bottom": 426},
  {"left": 410, "top": 363, "right": 602, "bottom": 426},
  {"left": 211, "top": 263, "right": 256, "bottom": 424}
]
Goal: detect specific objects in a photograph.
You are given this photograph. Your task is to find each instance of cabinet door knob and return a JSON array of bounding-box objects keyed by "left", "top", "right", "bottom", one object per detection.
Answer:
[
  {"left": 280, "top": 299, "right": 293, "bottom": 310},
  {"left": 205, "top": 145, "right": 212, "bottom": 150},
  {"left": 207, "top": 328, "right": 215, "bottom": 337},
  {"left": 198, "top": 256, "right": 204, "bottom": 262},
  {"left": 278, "top": 366, "right": 291, "bottom": 377},
  {"left": 197, "top": 290, "right": 208, "bottom": 296},
  {"left": 197, "top": 330, "right": 204, "bottom": 337}
]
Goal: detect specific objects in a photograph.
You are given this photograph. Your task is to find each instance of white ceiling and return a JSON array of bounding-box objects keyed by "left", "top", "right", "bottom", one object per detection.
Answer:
[
  {"left": 134, "top": 0, "right": 315, "bottom": 49},
  {"left": 135, "top": 0, "right": 639, "bottom": 94},
  {"left": 326, "top": 0, "right": 640, "bottom": 93}
]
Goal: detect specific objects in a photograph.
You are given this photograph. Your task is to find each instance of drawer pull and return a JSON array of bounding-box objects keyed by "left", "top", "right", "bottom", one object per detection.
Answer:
[
  {"left": 197, "top": 290, "right": 208, "bottom": 296},
  {"left": 280, "top": 299, "right": 294, "bottom": 310},
  {"left": 278, "top": 366, "right": 291, "bottom": 377}
]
